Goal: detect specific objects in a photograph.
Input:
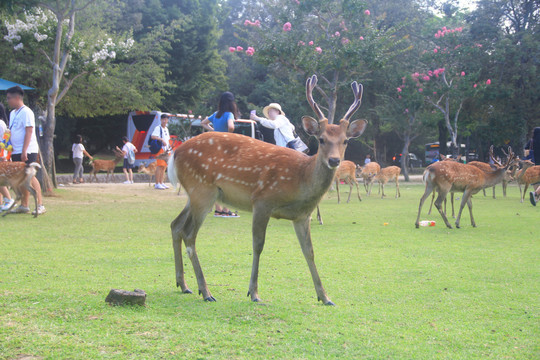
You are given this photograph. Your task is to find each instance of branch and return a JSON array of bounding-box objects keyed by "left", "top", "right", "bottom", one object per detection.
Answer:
[
  {"left": 74, "top": 0, "right": 96, "bottom": 12},
  {"left": 56, "top": 71, "right": 87, "bottom": 105},
  {"left": 38, "top": 48, "right": 54, "bottom": 66},
  {"left": 314, "top": 84, "right": 330, "bottom": 104}
]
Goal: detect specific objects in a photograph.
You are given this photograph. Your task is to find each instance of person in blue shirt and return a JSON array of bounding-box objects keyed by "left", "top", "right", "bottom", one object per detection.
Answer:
[{"left": 201, "top": 91, "right": 239, "bottom": 218}]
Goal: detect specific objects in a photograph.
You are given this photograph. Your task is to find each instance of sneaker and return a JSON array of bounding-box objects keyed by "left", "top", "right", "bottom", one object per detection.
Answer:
[
  {"left": 130, "top": 181, "right": 134, "bottom": 184},
  {"left": 155, "top": 183, "right": 165, "bottom": 190},
  {"left": 123, "top": 180, "right": 131, "bottom": 184},
  {"left": 1, "top": 198, "right": 15, "bottom": 211},
  {"left": 9, "top": 205, "right": 30, "bottom": 214},
  {"left": 530, "top": 192, "right": 537, "bottom": 207},
  {"left": 161, "top": 183, "right": 170, "bottom": 189},
  {"left": 32, "top": 205, "right": 46, "bottom": 215}
]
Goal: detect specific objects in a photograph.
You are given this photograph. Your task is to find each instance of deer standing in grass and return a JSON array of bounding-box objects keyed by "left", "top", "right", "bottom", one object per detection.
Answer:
[
  {"left": 0, "top": 162, "right": 41, "bottom": 217},
  {"left": 360, "top": 162, "right": 380, "bottom": 196},
  {"left": 167, "top": 75, "right": 367, "bottom": 304},
  {"left": 89, "top": 148, "right": 124, "bottom": 183},
  {"left": 138, "top": 161, "right": 157, "bottom": 186},
  {"left": 334, "top": 160, "right": 362, "bottom": 203},
  {"left": 375, "top": 166, "right": 401, "bottom": 199},
  {"left": 416, "top": 146, "right": 516, "bottom": 228},
  {"left": 516, "top": 160, "right": 540, "bottom": 203}
]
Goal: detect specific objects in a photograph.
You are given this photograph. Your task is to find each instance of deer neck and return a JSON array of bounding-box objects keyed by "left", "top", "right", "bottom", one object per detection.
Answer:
[
  {"left": 303, "top": 153, "right": 338, "bottom": 198},
  {"left": 483, "top": 167, "right": 508, "bottom": 187}
]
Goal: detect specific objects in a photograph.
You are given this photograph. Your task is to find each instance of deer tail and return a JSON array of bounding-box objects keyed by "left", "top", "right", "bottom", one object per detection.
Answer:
[
  {"left": 167, "top": 151, "right": 178, "bottom": 189},
  {"left": 25, "top": 162, "right": 41, "bottom": 178}
]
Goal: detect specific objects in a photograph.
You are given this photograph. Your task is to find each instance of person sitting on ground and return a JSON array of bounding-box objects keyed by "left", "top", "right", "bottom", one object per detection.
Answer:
[
  {"left": 250, "top": 103, "right": 295, "bottom": 148},
  {"left": 72, "top": 134, "right": 93, "bottom": 184},
  {"left": 116, "top": 136, "right": 137, "bottom": 184},
  {"left": 151, "top": 114, "right": 170, "bottom": 190},
  {"left": 0, "top": 102, "right": 14, "bottom": 211},
  {"left": 6, "top": 86, "right": 45, "bottom": 215},
  {"left": 201, "top": 91, "right": 239, "bottom": 218}
]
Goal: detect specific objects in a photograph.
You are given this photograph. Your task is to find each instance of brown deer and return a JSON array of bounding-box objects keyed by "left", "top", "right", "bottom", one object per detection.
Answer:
[
  {"left": 334, "top": 160, "right": 362, "bottom": 203},
  {"left": 360, "top": 162, "right": 380, "bottom": 196},
  {"left": 89, "top": 148, "right": 124, "bottom": 183},
  {"left": 469, "top": 160, "right": 516, "bottom": 199},
  {"left": 166, "top": 75, "right": 367, "bottom": 304},
  {"left": 416, "top": 146, "right": 516, "bottom": 229},
  {"left": 0, "top": 162, "right": 41, "bottom": 217},
  {"left": 375, "top": 166, "right": 401, "bottom": 199},
  {"left": 516, "top": 160, "right": 540, "bottom": 203},
  {"left": 138, "top": 161, "right": 157, "bottom": 186}
]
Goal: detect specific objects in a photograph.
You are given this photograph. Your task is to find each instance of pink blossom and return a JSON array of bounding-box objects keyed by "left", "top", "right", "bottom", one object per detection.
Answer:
[
  {"left": 236, "top": 46, "right": 244, "bottom": 52},
  {"left": 397, "top": 87, "right": 402, "bottom": 92},
  {"left": 418, "top": 88, "right": 423, "bottom": 92},
  {"left": 335, "top": 31, "right": 341, "bottom": 37},
  {"left": 244, "top": 20, "right": 251, "bottom": 26},
  {"left": 229, "top": 47, "right": 236, "bottom": 53},
  {"left": 398, "top": 96, "right": 402, "bottom": 99},
  {"left": 364, "top": 9, "right": 370, "bottom": 15},
  {"left": 486, "top": 79, "right": 491, "bottom": 85},
  {"left": 341, "top": 38, "right": 350, "bottom": 45},
  {"left": 433, "top": 92, "right": 437, "bottom": 95},
  {"left": 188, "top": 110, "right": 192, "bottom": 114},
  {"left": 283, "top": 22, "right": 292, "bottom": 32},
  {"left": 246, "top": 49, "right": 254, "bottom": 56},
  {"left": 298, "top": 41, "right": 305, "bottom": 46},
  {"left": 359, "top": 36, "right": 364, "bottom": 40},
  {"left": 433, "top": 48, "right": 438, "bottom": 53},
  {"left": 254, "top": 20, "right": 261, "bottom": 27},
  {"left": 308, "top": 41, "right": 314, "bottom": 46},
  {"left": 404, "top": 108, "right": 409, "bottom": 113},
  {"left": 428, "top": 70, "right": 433, "bottom": 76},
  {"left": 294, "top": 0, "right": 300, "bottom": 4},
  {"left": 315, "top": 46, "right": 322, "bottom": 54},
  {"left": 461, "top": 71, "right": 465, "bottom": 76},
  {"left": 473, "top": 84, "right": 477, "bottom": 88},
  {"left": 423, "top": 75, "right": 430, "bottom": 81}
]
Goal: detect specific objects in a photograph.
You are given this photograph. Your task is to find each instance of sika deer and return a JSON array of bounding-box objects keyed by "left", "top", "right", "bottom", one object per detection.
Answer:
[
  {"left": 360, "top": 162, "right": 380, "bottom": 196},
  {"left": 334, "top": 160, "right": 362, "bottom": 203},
  {"left": 0, "top": 162, "right": 41, "bottom": 217},
  {"left": 375, "top": 166, "right": 401, "bottom": 199},
  {"left": 167, "top": 75, "right": 367, "bottom": 304},
  {"left": 516, "top": 160, "right": 540, "bottom": 203},
  {"left": 138, "top": 161, "right": 157, "bottom": 186},
  {"left": 89, "top": 149, "right": 124, "bottom": 183},
  {"left": 416, "top": 146, "right": 516, "bottom": 229}
]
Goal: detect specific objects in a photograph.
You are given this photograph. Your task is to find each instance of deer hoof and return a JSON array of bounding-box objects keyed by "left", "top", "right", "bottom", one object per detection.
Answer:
[
  {"left": 182, "top": 289, "right": 193, "bottom": 294},
  {"left": 415, "top": 223, "right": 419, "bottom": 228},
  {"left": 204, "top": 296, "right": 216, "bottom": 302},
  {"left": 252, "top": 298, "right": 262, "bottom": 302},
  {"left": 324, "top": 300, "right": 336, "bottom": 306}
]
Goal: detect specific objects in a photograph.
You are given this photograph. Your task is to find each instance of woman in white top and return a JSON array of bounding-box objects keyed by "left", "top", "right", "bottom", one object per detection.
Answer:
[
  {"left": 250, "top": 103, "right": 296, "bottom": 147},
  {"left": 72, "top": 134, "right": 93, "bottom": 184}
]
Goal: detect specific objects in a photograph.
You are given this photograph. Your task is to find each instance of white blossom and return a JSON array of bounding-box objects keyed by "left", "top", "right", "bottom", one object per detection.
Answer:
[
  {"left": 34, "top": 32, "right": 48, "bottom": 42},
  {"left": 14, "top": 43, "right": 24, "bottom": 50}
]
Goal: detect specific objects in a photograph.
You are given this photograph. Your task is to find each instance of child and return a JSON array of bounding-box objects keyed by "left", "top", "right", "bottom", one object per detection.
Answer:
[
  {"left": 72, "top": 134, "right": 93, "bottom": 184},
  {"left": 201, "top": 92, "right": 240, "bottom": 218},
  {"left": 0, "top": 103, "right": 14, "bottom": 210},
  {"left": 116, "top": 136, "right": 137, "bottom": 184},
  {"left": 250, "top": 103, "right": 295, "bottom": 148}
]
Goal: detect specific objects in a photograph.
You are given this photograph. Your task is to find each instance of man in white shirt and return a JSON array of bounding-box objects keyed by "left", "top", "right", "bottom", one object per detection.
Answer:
[
  {"left": 151, "top": 114, "right": 170, "bottom": 190},
  {"left": 116, "top": 136, "right": 137, "bottom": 184},
  {"left": 6, "top": 86, "right": 45, "bottom": 215}
]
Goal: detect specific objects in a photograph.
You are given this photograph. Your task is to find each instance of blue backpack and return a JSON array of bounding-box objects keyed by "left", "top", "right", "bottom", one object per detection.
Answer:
[{"left": 148, "top": 127, "right": 162, "bottom": 154}]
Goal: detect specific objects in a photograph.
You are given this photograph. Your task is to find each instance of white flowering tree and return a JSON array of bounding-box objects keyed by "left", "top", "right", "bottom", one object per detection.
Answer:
[{"left": 3, "top": 1, "right": 136, "bottom": 188}]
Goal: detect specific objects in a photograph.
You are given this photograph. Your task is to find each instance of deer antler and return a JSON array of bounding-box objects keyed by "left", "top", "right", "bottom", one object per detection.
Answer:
[
  {"left": 503, "top": 146, "right": 516, "bottom": 168},
  {"left": 489, "top": 146, "right": 503, "bottom": 167},
  {"left": 342, "top": 81, "right": 364, "bottom": 122},
  {"left": 306, "top": 75, "right": 325, "bottom": 121}
]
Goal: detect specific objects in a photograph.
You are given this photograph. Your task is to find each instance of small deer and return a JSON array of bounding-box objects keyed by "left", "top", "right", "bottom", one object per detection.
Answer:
[
  {"left": 416, "top": 146, "right": 516, "bottom": 228},
  {"left": 89, "top": 148, "right": 124, "bottom": 183},
  {"left": 138, "top": 161, "right": 157, "bottom": 186},
  {"left": 375, "top": 166, "right": 401, "bottom": 199},
  {"left": 167, "top": 75, "right": 367, "bottom": 304},
  {"left": 516, "top": 160, "right": 540, "bottom": 203},
  {"left": 334, "top": 160, "right": 362, "bottom": 203},
  {"left": 359, "top": 162, "right": 380, "bottom": 196},
  {"left": 0, "top": 162, "right": 41, "bottom": 217}
]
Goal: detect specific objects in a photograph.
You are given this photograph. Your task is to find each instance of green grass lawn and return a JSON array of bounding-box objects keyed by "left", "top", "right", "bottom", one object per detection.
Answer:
[{"left": 0, "top": 183, "right": 538, "bottom": 359}]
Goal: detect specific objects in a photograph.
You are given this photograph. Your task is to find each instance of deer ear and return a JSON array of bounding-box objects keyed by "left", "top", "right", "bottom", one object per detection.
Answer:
[
  {"left": 302, "top": 116, "right": 320, "bottom": 136},
  {"left": 347, "top": 119, "right": 367, "bottom": 139}
]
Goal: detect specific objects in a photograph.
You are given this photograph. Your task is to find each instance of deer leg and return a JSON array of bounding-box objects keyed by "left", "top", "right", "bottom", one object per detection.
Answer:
[
  {"left": 171, "top": 206, "right": 193, "bottom": 295},
  {"left": 354, "top": 180, "right": 362, "bottom": 201},
  {"left": 247, "top": 208, "right": 271, "bottom": 302},
  {"left": 336, "top": 179, "right": 341, "bottom": 204},
  {"left": 434, "top": 191, "right": 452, "bottom": 229},
  {"left": 492, "top": 186, "right": 496, "bottom": 199},
  {"left": 467, "top": 197, "right": 476, "bottom": 228},
  {"left": 293, "top": 216, "right": 333, "bottom": 305},
  {"left": 455, "top": 190, "right": 472, "bottom": 228},
  {"left": 503, "top": 181, "right": 507, "bottom": 197},
  {"left": 521, "top": 184, "right": 528, "bottom": 203},
  {"left": 316, "top": 205, "right": 323, "bottom": 225},
  {"left": 381, "top": 182, "right": 385, "bottom": 199},
  {"left": 450, "top": 192, "right": 455, "bottom": 218},
  {"left": 396, "top": 178, "right": 401, "bottom": 198},
  {"left": 416, "top": 184, "right": 434, "bottom": 228},
  {"left": 428, "top": 190, "right": 435, "bottom": 215},
  {"left": 25, "top": 182, "right": 38, "bottom": 218},
  {"left": 482, "top": 188, "right": 486, "bottom": 197},
  {"left": 346, "top": 180, "right": 352, "bottom": 203}
]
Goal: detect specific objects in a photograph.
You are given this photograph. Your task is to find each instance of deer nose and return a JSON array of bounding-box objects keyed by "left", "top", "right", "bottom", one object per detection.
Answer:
[{"left": 328, "top": 157, "right": 341, "bottom": 168}]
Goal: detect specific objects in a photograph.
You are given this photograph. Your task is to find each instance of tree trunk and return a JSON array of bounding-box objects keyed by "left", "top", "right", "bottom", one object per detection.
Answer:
[
  {"left": 41, "top": 96, "right": 57, "bottom": 187},
  {"left": 401, "top": 134, "right": 411, "bottom": 182},
  {"left": 438, "top": 119, "right": 448, "bottom": 155}
]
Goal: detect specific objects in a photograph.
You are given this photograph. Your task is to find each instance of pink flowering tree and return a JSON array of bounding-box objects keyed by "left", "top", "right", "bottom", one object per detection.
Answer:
[
  {"left": 417, "top": 25, "right": 491, "bottom": 155},
  {"left": 236, "top": 0, "right": 408, "bottom": 123}
]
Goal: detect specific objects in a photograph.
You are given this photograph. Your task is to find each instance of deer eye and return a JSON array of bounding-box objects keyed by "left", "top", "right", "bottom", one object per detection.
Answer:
[{"left": 319, "top": 138, "right": 325, "bottom": 144}]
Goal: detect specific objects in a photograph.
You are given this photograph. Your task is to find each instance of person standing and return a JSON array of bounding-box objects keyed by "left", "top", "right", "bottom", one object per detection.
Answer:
[
  {"left": 116, "top": 136, "right": 137, "bottom": 184},
  {"left": 72, "top": 134, "right": 93, "bottom": 184},
  {"left": 201, "top": 92, "right": 239, "bottom": 218},
  {"left": 0, "top": 102, "right": 14, "bottom": 211},
  {"left": 6, "top": 86, "right": 45, "bottom": 215},
  {"left": 250, "top": 103, "right": 295, "bottom": 147},
  {"left": 151, "top": 114, "right": 170, "bottom": 190},
  {"left": 364, "top": 154, "right": 371, "bottom": 165}
]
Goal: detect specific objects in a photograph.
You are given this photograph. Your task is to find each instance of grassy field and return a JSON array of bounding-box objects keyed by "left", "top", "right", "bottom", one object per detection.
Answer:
[{"left": 0, "top": 181, "right": 538, "bottom": 359}]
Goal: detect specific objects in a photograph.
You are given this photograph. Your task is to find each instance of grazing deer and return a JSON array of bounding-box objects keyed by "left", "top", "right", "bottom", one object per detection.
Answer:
[
  {"left": 516, "top": 160, "right": 540, "bottom": 203},
  {"left": 138, "top": 161, "right": 157, "bottom": 186},
  {"left": 334, "top": 160, "right": 362, "bottom": 203},
  {"left": 166, "top": 75, "right": 367, "bottom": 304},
  {"left": 0, "top": 162, "right": 41, "bottom": 217},
  {"left": 375, "top": 166, "right": 401, "bottom": 199},
  {"left": 360, "top": 162, "right": 380, "bottom": 196},
  {"left": 89, "top": 149, "right": 124, "bottom": 183},
  {"left": 416, "top": 146, "right": 516, "bottom": 229}
]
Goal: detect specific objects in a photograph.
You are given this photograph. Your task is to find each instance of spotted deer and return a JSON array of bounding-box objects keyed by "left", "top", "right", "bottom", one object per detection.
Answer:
[
  {"left": 375, "top": 166, "right": 401, "bottom": 199},
  {"left": 166, "top": 75, "right": 367, "bottom": 305},
  {"left": 0, "top": 162, "right": 41, "bottom": 217},
  {"left": 138, "top": 161, "right": 157, "bottom": 186},
  {"left": 516, "top": 160, "right": 540, "bottom": 203},
  {"left": 416, "top": 146, "right": 516, "bottom": 229},
  {"left": 360, "top": 162, "right": 380, "bottom": 196},
  {"left": 89, "top": 148, "right": 124, "bottom": 183}
]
